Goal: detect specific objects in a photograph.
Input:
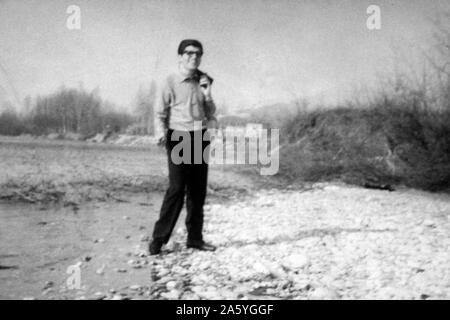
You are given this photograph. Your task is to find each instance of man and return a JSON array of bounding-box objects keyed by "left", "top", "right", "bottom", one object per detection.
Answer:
[{"left": 149, "top": 39, "right": 218, "bottom": 255}]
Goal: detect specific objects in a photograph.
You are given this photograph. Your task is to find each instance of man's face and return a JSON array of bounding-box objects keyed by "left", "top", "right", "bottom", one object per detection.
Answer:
[{"left": 179, "top": 45, "right": 202, "bottom": 71}]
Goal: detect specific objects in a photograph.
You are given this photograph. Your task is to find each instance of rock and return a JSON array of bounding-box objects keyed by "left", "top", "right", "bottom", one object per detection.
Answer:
[
  {"left": 267, "top": 263, "right": 286, "bottom": 278},
  {"left": 96, "top": 264, "right": 106, "bottom": 275},
  {"left": 282, "top": 254, "right": 309, "bottom": 269},
  {"left": 220, "top": 290, "right": 238, "bottom": 300},
  {"left": 111, "top": 294, "right": 125, "bottom": 300},
  {"left": 166, "top": 281, "right": 178, "bottom": 291},
  {"left": 94, "top": 292, "right": 106, "bottom": 300},
  {"left": 158, "top": 276, "right": 173, "bottom": 284},
  {"left": 253, "top": 262, "right": 271, "bottom": 275},
  {"left": 133, "top": 247, "right": 147, "bottom": 257},
  {"left": 423, "top": 219, "right": 436, "bottom": 228},
  {"left": 197, "top": 288, "right": 220, "bottom": 300},
  {"left": 43, "top": 281, "right": 54, "bottom": 290},
  {"left": 161, "top": 289, "right": 181, "bottom": 299},
  {"left": 377, "top": 286, "right": 403, "bottom": 299},
  {"left": 166, "top": 240, "right": 182, "bottom": 252},
  {"left": 140, "top": 235, "right": 150, "bottom": 242},
  {"left": 42, "top": 288, "right": 53, "bottom": 296},
  {"left": 198, "top": 261, "right": 211, "bottom": 270},
  {"left": 94, "top": 238, "right": 105, "bottom": 243},
  {"left": 309, "top": 287, "right": 339, "bottom": 300},
  {"left": 129, "top": 285, "right": 142, "bottom": 291},
  {"left": 182, "top": 292, "right": 200, "bottom": 300},
  {"left": 84, "top": 256, "right": 92, "bottom": 262},
  {"left": 23, "top": 297, "right": 36, "bottom": 300},
  {"left": 191, "top": 286, "right": 204, "bottom": 293},
  {"left": 158, "top": 269, "right": 170, "bottom": 277},
  {"left": 191, "top": 274, "right": 211, "bottom": 284},
  {"left": 123, "top": 215, "right": 130, "bottom": 220},
  {"left": 115, "top": 268, "right": 127, "bottom": 273}
]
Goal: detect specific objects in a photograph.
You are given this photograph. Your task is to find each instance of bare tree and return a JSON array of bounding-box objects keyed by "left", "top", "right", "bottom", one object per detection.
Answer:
[
  {"left": 421, "top": 11, "right": 450, "bottom": 110},
  {"left": 133, "top": 80, "right": 157, "bottom": 135}
]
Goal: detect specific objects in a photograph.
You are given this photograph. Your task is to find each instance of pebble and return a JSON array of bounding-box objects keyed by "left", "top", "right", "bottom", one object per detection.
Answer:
[
  {"left": 158, "top": 276, "right": 173, "bottom": 284},
  {"left": 253, "top": 262, "right": 271, "bottom": 275},
  {"left": 197, "top": 288, "right": 220, "bottom": 300},
  {"left": 96, "top": 264, "right": 106, "bottom": 275},
  {"left": 282, "top": 254, "right": 309, "bottom": 270},
  {"left": 94, "top": 292, "right": 106, "bottom": 299},
  {"left": 423, "top": 219, "right": 436, "bottom": 228},
  {"left": 309, "top": 288, "right": 339, "bottom": 300},
  {"left": 158, "top": 269, "right": 170, "bottom": 277},
  {"left": 198, "top": 261, "right": 211, "bottom": 270},
  {"left": 161, "top": 290, "right": 181, "bottom": 299},
  {"left": 43, "top": 281, "right": 54, "bottom": 290},
  {"left": 166, "top": 281, "right": 178, "bottom": 291},
  {"left": 129, "top": 285, "right": 142, "bottom": 291}
]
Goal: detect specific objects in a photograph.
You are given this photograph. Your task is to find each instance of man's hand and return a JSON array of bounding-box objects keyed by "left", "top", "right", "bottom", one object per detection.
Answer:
[
  {"left": 199, "top": 75, "right": 212, "bottom": 100},
  {"left": 156, "top": 131, "right": 167, "bottom": 147}
]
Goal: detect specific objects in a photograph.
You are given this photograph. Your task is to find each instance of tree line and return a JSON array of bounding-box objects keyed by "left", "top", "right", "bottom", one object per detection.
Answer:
[{"left": 0, "top": 84, "right": 156, "bottom": 137}]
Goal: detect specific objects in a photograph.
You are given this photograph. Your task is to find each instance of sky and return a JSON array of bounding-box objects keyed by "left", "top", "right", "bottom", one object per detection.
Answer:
[{"left": 0, "top": 0, "right": 449, "bottom": 113}]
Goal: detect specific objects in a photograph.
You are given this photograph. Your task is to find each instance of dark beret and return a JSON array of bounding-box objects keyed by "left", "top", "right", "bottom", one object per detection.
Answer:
[{"left": 177, "top": 39, "right": 203, "bottom": 55}]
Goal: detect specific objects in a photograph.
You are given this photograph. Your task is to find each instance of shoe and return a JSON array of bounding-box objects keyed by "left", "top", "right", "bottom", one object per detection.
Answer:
[
  {"left": 149, "top": 240, "right": 163, "bottom": 255},
  {"left": 187, "top": 241, "right": 216, "bottom": 252}
]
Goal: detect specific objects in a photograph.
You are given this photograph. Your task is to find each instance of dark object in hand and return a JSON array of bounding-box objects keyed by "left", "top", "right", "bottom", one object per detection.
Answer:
[{"left": 199, "top": 72, "right": 213, "bottom": 89}]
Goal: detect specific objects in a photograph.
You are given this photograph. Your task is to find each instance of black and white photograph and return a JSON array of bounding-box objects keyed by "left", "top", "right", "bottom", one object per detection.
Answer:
[{"left": 0, "top": 0, "right": 449, "bottom": 303}]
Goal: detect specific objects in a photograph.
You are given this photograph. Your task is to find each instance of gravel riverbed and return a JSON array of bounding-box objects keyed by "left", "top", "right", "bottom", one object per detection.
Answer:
[{"left": 142, "top": 183, "right": 450, "bottom": 300}]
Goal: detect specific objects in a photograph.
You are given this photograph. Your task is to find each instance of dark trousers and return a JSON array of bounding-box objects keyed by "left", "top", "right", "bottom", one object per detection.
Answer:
[{"left": 152, "top": 128, "right": 210, "bottom": 244}]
